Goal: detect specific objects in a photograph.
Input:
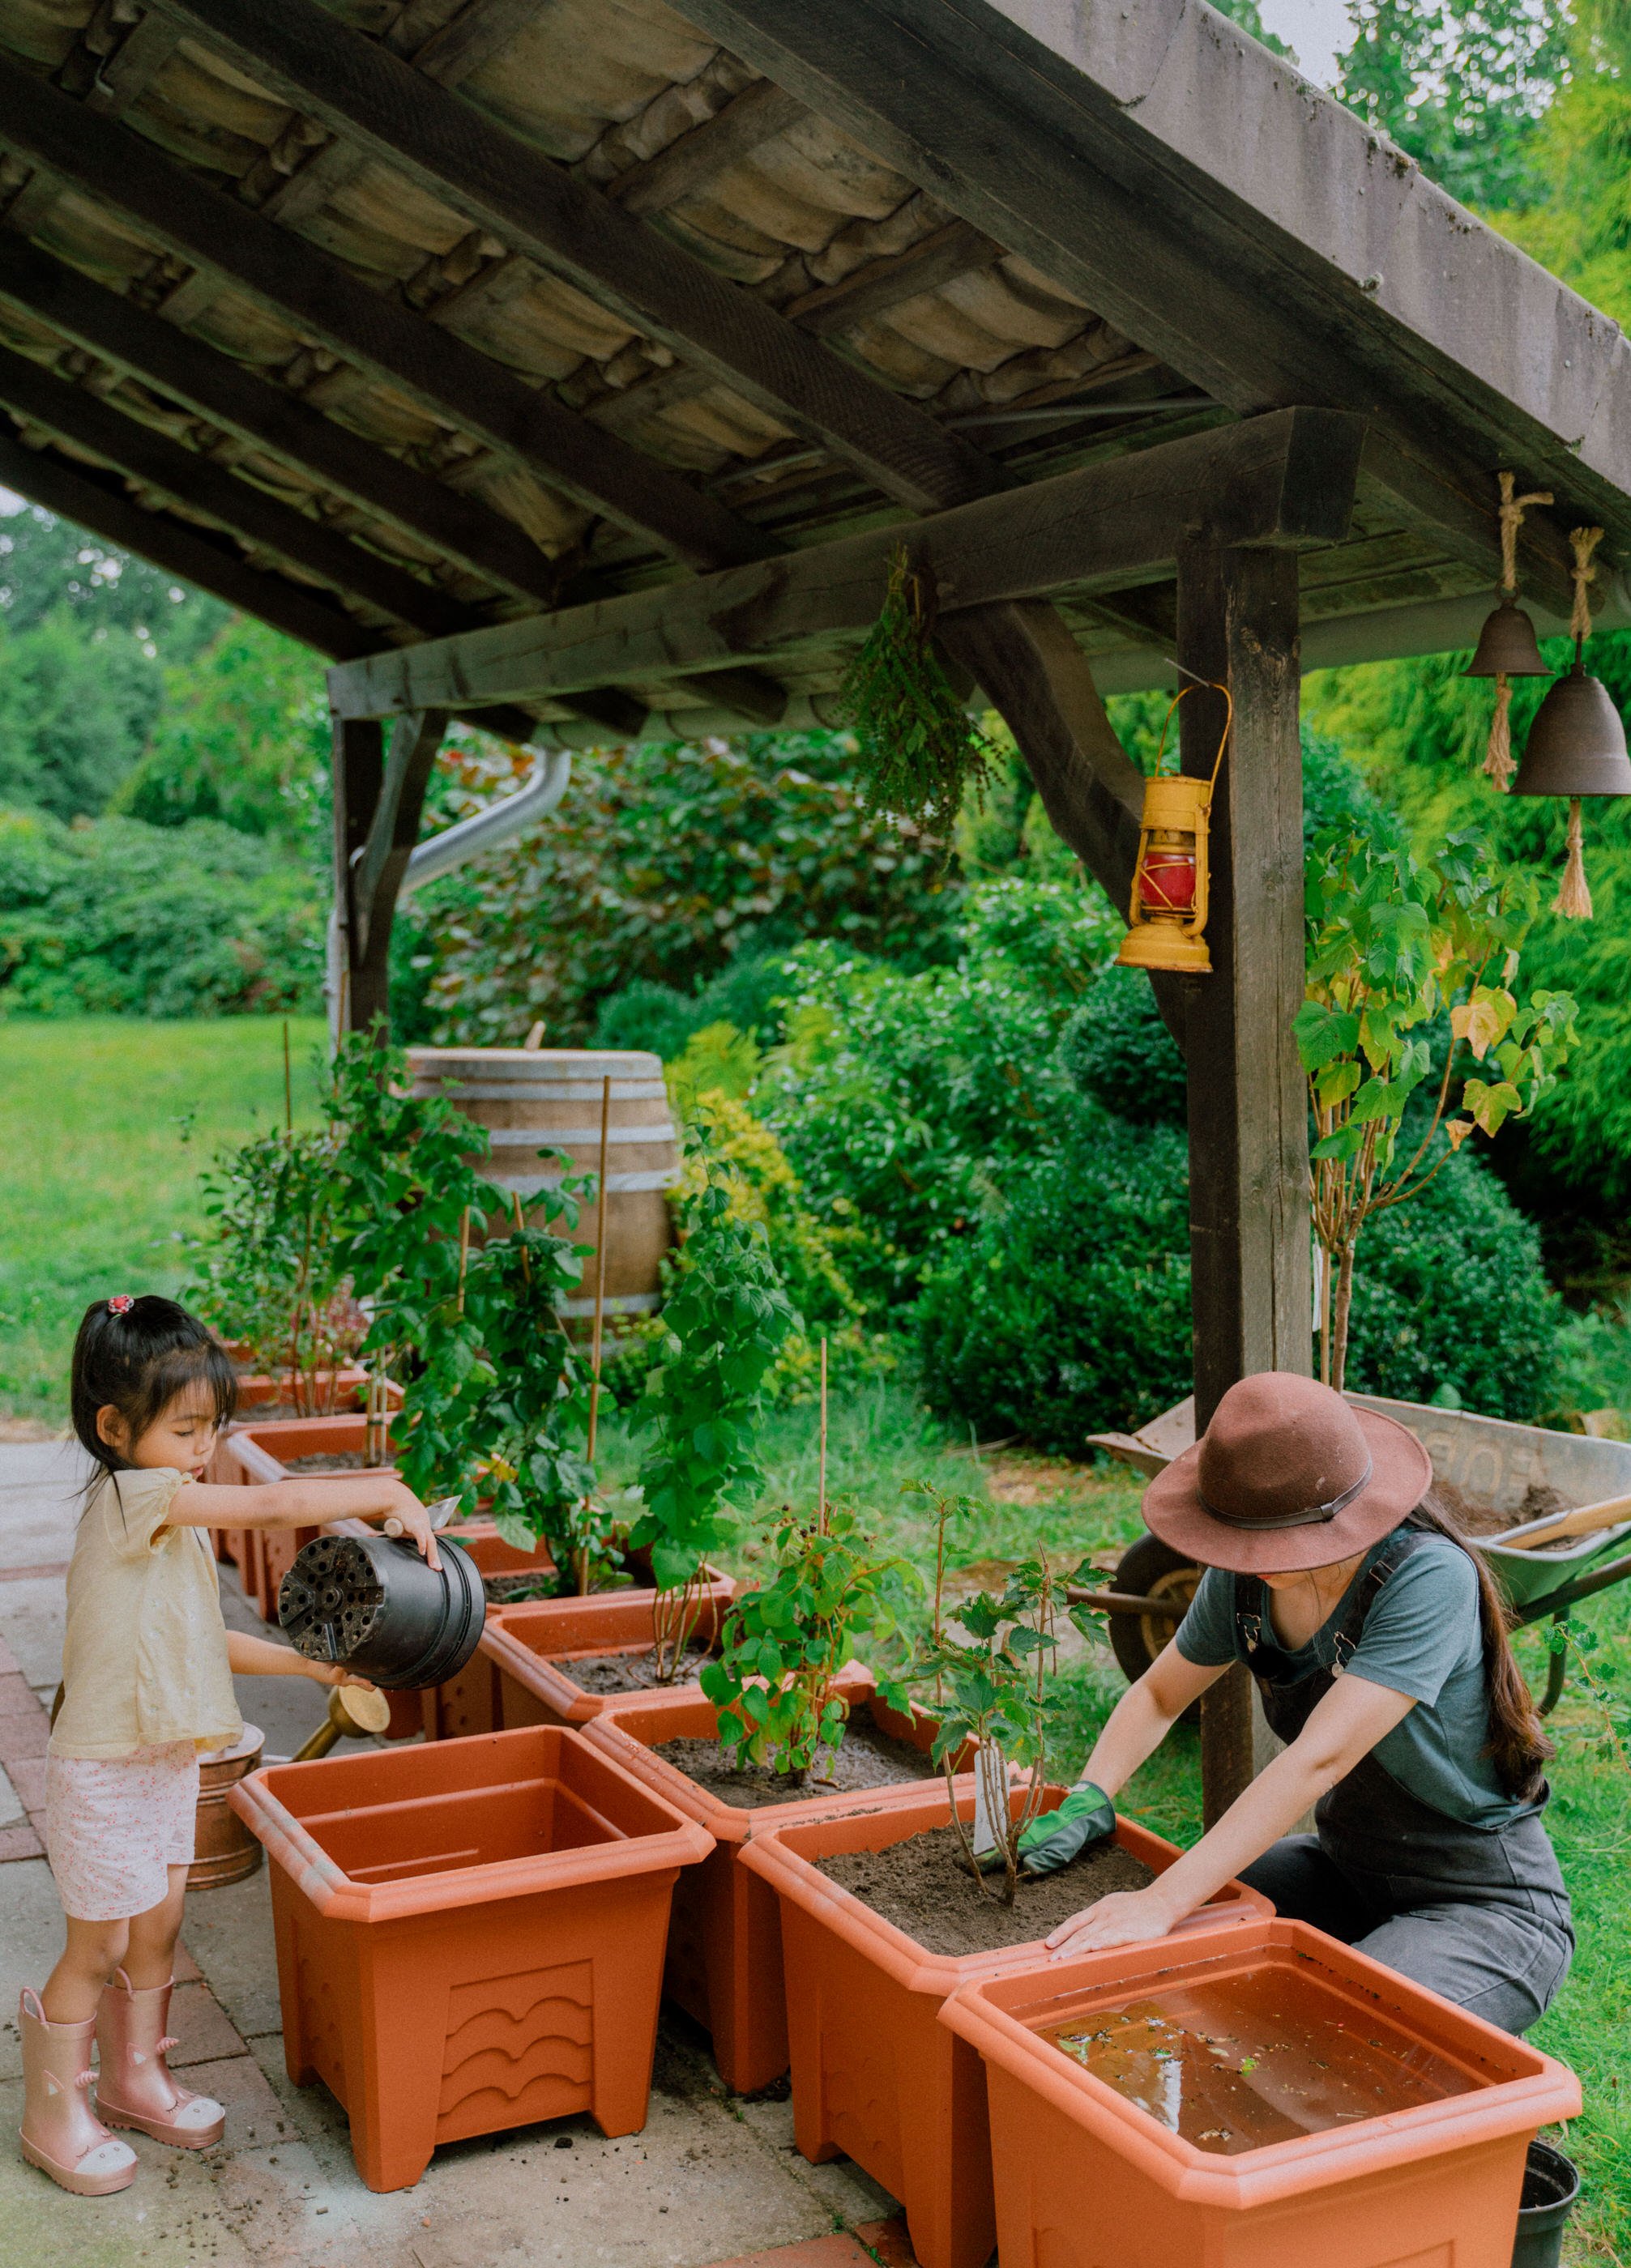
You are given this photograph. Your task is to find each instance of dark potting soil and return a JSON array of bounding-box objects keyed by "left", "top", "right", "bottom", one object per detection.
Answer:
[
  {"left": 282, "top": 1451, "right": 369, "bottom": 1473},
  {"left": 1432, "top": 1475, "right": 1569, "bottom": 1540},
  {"left": 816, "top": 1827, "right": 1156, "bottom": 1958},
  {"left": 561, "top": 1647, "right": 714, "bottom": 1693},
  {"left": 244, "top": 1402, "right": 361, "bottom": 1425},
  {"left": 483, "top": 1572, "right": 562, "bottom": 1603},
  {"left": 654, "top": 1714, "right": 932, "bottom": 1810}
]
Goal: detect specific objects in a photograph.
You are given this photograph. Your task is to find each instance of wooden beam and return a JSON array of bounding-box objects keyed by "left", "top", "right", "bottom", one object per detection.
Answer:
[
  {"left": 0, "top": 336, "right": 485, "bottom": 638},
  {"left": 784, "top": 220, "right": 1005, "bottom": 338},
  {"left": 682, "top": 667, "right": 788, "bottom": 727},
  {"left": 83, "top": 14, "right": 184, "bottom": 116},
  {"left": 607, "top": 81, "right": 805, "bottom": 216},
  {"left": 351, "top": 706, "right": 450, "bottom": 972},
  {"left": 0, "top": 424, "right": 386, "bottom": 658},
  {"left": 937, "top": 600, "right": 1143, "bottom": 909},
  {"left": 1174, "top": 543, "right": 1311, "bottom": 1826},
  {"left": 324, "top": 408, "right": 1365, "bottom": 717},
  {"left": 0, "top": 234, "right": 566, "bottom": 609},
  {"left": 150, "top": 0, "right": 1002, "bottom": 514},
  {"left": 672, "top": 0, "right": 1591, "bottom": 612},
  {"left": 0, "top": 54, "right": 773, "bottom": 572}
]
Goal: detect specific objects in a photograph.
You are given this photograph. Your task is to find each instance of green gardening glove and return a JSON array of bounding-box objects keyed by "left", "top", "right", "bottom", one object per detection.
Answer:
[{"left": 1012, "top": 1783, "right": 1117, "bottom": 1876}]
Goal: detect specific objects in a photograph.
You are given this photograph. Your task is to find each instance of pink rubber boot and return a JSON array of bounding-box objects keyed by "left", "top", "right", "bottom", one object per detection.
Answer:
[
  {"left": 94, "top": 1970, "right": 224, "bottom": 2149},
  {"left": 18, "top": 1989, "right": 138, "bottom": 2196}
]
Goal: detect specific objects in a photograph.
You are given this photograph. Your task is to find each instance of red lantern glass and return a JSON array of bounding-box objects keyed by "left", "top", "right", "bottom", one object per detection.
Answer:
[{"left": 1138, "top": 847, "right": 1198, "bottom": 913}]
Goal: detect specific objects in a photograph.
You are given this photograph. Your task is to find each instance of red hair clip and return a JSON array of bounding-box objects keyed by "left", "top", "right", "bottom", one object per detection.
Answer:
[{"left": 107, "top": 1294, "right": 134, "bottom": 1316}]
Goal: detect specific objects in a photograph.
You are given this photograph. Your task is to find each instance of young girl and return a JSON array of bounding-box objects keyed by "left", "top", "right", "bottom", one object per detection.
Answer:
[{"left": 19, "top": 1294, "right": 439, "bottom": 2198}]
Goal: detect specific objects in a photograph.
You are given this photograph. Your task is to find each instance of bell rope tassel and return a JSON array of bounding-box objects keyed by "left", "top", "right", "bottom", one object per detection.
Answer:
[
  {"left": 1556, "top": 796, "right": 1593, "bottom": 919},
  {"left": 1569, "top": 528, "right": 1603, "bottom": 645},
  {"left": 1484, "top": 674, "right": 1514, "bottom": 789}
]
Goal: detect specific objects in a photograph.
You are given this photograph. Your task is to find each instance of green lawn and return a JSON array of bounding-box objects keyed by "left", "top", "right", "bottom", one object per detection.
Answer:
[
  {"left": 0, "top": 1015, "right": 327, "bottom": 1418},
  {"left": 2, "top": 1015, "right": 1626, "bottom": 2257}
]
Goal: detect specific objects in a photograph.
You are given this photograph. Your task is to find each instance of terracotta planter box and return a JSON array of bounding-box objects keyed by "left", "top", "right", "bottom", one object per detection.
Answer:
[
  {"left": 475, "top": 1571, "right": 740, "bottom": 1733},
  {"left": 233, "top": 1366, "right": 373, "bottom": 1410},
  {"left": 581, "top": 1669, "right": 960, "bottom": 2093},
  {"left": 939, "top": 1916, "right": 1582, "bottom": 2268},
  {"left": 230, "top": 1724, "right": 713, "bottom": 2192},
  {"left": 739, "top": 1787, "right": 1270, "bottom": 2268}
]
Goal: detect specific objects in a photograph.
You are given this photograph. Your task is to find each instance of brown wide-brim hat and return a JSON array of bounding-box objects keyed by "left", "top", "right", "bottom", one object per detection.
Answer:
[{"left": 1142, "top": 1372, "right": 1432, "bottom": 1574}]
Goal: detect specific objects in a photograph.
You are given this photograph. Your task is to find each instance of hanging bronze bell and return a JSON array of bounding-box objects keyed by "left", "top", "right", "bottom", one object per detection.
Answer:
[
  {"left": 1512, "top": 661, "right": 1631, "bottom": 796},
  {"left": 1464, "top": 598, "right": 1551, "bottom": 679}
]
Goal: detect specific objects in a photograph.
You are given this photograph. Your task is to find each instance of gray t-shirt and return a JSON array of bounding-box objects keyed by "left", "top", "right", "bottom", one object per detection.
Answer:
[{"left": 1174, "top": 1531, "right": 1527, "bottom": 1827}]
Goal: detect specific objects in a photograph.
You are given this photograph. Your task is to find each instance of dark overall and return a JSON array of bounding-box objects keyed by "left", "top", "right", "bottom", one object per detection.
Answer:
[{"left": 1235, "top": 1528, "right": 1573, "bottom": 2037}]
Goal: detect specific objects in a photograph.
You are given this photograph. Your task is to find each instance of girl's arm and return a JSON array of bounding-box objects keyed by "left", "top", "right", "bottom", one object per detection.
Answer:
[
  {"left": 1045, "top": 1671, "right": 1417, "bottom": 1959},
  {"left": 225, "top": 1630, "right": 377, "bottom": 1690},
  {"left": 165, "top": 1473, "right": 442, "bottom": 1570}
]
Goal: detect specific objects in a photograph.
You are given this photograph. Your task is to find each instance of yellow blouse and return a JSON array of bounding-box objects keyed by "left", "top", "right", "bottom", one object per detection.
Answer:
[{"left": 49, "top": 1467, "right": 242, "bottom": 1760}]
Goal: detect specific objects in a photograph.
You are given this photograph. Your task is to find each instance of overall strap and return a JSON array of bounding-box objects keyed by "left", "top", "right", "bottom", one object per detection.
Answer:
[{"left": 1330, "top": 1526, "right": 1424, "bottom": 1671}]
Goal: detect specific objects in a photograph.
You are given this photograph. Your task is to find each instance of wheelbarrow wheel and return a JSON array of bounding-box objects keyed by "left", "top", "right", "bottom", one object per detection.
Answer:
[{"left": 1108, "top": 1533, "right": 1203, "bottom": 1725}]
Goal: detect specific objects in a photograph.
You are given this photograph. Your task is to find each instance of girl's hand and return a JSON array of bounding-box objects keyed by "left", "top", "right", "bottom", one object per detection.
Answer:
[
  {"left": 377, "top": 1484, "right": 442, "bottom": 1573},
  {"left": 303, "top": 1663, "right": 379, "bottom": 1693},
  {"left": 1045, "top": 1885, "right": 1186, "bottom": 1963}
]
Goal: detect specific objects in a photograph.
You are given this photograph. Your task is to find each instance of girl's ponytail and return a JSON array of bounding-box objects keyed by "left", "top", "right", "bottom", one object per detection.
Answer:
[{"left": 71, "top": 1295, "right": 236, "bottom": 1475}]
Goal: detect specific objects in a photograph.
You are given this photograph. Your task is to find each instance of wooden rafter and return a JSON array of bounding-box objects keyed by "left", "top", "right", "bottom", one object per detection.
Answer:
[
  {"left": 148, "top": 0, "right": 1004, "bottom": 515},
  {"left": 605, "top": 80, "right": 805, "bottom": 216},
  {"left": 0, "top": 55, "right": 775, "bottom": 573},
  {"left": 672, "top": 0, "right": 1585, "bottom": 617},
  {"left": 0, "top": 232, "right": 566, "bottom": 608},
  {"left": 326, "top": 409, "right": 1366, "bottom": 720}
]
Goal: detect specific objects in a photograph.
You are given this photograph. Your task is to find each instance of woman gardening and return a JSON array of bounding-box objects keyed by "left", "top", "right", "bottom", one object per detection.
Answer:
[
  {"left": 1022, "top": 1372, "right": 1572, "bottom": 2038},
  {"left": 19, "top": 1294, "right": 441, "bottom": 2199}
]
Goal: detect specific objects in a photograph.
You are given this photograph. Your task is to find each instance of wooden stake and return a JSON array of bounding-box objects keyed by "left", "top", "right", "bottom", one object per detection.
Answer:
[
  {"left": 818, "top": 1336, "right": 829, "bottom": 1535},
  {"left": 580, "top": 1074, "right": 613, "bottom": 1598},
  {"left": 456, "top": 1205, "right": 470, "bottom": 1315},
  {"left": 510, "top": 1188, "right": 531, "bottom": 1285},
  {"left": 283, "top": 1018, "right": 293, "bottom": 1133}
]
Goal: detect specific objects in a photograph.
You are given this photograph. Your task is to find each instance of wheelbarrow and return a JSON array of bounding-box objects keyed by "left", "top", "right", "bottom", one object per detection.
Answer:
[{"left": 1078, "top": 1393, "right": 1631, "bottom": 1715}]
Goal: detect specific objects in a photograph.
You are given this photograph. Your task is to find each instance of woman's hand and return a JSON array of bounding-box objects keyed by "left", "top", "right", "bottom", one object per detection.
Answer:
[{"left": 1045, "top": 1883, "right": 1187, "bottom": 1963}]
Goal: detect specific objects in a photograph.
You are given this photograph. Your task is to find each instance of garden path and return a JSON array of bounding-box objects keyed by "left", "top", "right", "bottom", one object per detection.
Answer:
[{"left": 0, "top": 1443, "right": 910, "bottom": 2268}]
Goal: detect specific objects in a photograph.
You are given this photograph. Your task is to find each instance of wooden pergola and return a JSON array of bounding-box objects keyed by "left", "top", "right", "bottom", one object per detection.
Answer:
[{"left": 4, "top": 0, "right": 1630, "bottom": 1807}]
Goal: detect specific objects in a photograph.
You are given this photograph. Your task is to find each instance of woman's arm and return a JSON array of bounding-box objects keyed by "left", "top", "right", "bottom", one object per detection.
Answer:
[
  {"left": 1077, "top": 1643, "right": 1231, "bottom": 1797},
  {"left": 225, "top": 1630, "right": 376, "bottom": 1689},
  {"left": 1045, "top": 1671, "right": 1418, "bottom": 1959},
  {"left": 165, "top": 1473, "right": 441, "bottom": 1569}
]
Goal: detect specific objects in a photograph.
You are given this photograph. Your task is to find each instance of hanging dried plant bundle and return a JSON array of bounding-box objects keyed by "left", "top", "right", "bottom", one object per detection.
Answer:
[{"left": 839, "top": 544, "right": 994, "bottom": 851}]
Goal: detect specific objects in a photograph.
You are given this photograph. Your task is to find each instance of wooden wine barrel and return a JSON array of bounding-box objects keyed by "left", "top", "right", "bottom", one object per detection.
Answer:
[{"left": 407, "top": 1048, "right": 678, "bottom": 1319}]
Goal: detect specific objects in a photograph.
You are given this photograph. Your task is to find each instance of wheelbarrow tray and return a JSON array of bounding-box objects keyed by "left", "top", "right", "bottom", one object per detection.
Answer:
[{"left": 1090, "top": 1392, "right": 1631, "bottom": 1610}]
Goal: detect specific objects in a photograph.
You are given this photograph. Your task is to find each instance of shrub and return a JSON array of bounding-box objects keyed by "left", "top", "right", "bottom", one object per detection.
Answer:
[
  {"left": 0, "top": 807, "right": 321, "bottom": 1017},
  {"left": 915, "top": 1097, "right": 1194, "bottom": 1450},
  {"left": 1060, "top": 966, "right": 1187, "bottom": 1127}
]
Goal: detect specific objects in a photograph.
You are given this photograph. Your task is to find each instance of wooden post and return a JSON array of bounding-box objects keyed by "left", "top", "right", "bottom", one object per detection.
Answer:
[
  {"left": 331, "top": 712, "right": 384, "bottom": 1037},
  {"left": 1175, "top": 542, "right": 1312, "bottom": 1826},
  {"left": 331, "top": 706, "right": 448, "bottom": 1038}
]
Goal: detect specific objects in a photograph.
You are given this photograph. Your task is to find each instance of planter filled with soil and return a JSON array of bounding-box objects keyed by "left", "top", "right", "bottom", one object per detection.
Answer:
[
  {"left": 738, "top": 1784, "right": 1268, "bottom": 2268},
  {"left": 581, "top": 1670, "right": 959, "bottom": 2093},
  {"left": 476, "top": 1576, "right": 740, "bottom": 1733},
  {"left": 229, "top": 1724, "right": 713, "bottom": 2192},
  {"left": 938, "top": 1916, "right": 1581, "bottom": 2268}
]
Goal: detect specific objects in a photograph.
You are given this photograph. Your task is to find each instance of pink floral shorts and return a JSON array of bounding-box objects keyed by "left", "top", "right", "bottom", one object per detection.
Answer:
[{"left": 45, "top": 1743, "right": 199, "bottom": 1921}]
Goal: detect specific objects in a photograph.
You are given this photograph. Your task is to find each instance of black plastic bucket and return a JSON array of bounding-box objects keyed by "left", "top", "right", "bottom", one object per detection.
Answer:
[
  {"left": 278, "top": 1531, "right": 485, "bottom": 1690},
  {"left": 1512, "top": 2140, "right": 1579, "bottom": 2268}
]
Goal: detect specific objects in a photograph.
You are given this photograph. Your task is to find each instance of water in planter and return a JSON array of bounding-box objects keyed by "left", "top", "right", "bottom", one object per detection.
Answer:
[{"left": 1047, "top": 1967, "right": 1475, "bottom": 2155}]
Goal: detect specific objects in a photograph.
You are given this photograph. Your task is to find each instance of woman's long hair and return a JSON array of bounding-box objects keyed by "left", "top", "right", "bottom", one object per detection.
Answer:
[{"left": 1408, "top": 1490, "right": 1552, "bottom": 1802}]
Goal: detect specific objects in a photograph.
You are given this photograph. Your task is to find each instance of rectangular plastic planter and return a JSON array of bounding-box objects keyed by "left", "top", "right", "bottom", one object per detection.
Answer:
[
  {"left": 475, "top": 1573, "right": 740, "bottom": 1733},
  {"left": 582, "top": 1670, "right": 955, "bottom": 2093},
  {"left": 939, "top": 1916, "right": 1582, "bottom": 2268},
  {"left": 738, "top": 1786, "right": 1270, "bottom": 2268},
  {"left": 230, "top": 1724, "right": 713, "bottom": 2192}
]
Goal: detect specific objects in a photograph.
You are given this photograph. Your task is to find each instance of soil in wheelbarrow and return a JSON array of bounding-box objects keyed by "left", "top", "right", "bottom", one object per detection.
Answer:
[
  {"left": 559, "top": 1646, "right": 715, "bottom": 1693},
  {"left": 816, "top": 1827, "right": 1157, "bottom": 1958},
  {"left": 655, "top": 1715, "right": 933, "bottom": 1809},
  {"left": 1431, "top": 1476, "right": 1568, "bottom": 1540}
]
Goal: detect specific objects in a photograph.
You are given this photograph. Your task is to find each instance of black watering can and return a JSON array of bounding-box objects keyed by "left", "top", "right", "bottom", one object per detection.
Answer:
[{"left": 278, "top": 1520, "right": 486, "bottom": 1690}]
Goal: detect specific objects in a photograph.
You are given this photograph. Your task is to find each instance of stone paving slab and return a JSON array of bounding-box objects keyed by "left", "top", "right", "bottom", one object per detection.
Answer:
[{"left": 709, "top": 2237, "right": 878, "bottom": 2268}]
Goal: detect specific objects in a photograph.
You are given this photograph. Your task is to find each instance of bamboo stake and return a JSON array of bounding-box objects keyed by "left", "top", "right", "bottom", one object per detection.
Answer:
[
  {"left": 456, "top": 1206, "right": 471, "bottom": 1315},
  {"left": 283, "top": 1019, "right": 293, "bottom": 1133},
  {"left": 510, "top": 1188, "right": 531, "bottom": 1285},
  {"left": 580, "top": 1074, "right": 613, "bottom": 1597},
  {"left": 818, "top": 1336, "right": 829, "bottom": 1536}
]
